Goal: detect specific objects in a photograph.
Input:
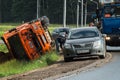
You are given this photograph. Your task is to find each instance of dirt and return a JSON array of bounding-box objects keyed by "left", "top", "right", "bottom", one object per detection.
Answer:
[{"left": 6, "top": 56, "right": 99, "bottom": 80}]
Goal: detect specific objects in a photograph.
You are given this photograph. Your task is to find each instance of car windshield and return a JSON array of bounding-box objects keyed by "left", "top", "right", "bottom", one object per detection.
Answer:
[{"left": 68, "top": 29, "right": 99, "bottom": 39}]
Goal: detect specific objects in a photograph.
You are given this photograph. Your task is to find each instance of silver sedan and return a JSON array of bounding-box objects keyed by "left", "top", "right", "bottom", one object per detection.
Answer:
[{"left": 63, "top": 27, "right": 106, "bottom": 62}]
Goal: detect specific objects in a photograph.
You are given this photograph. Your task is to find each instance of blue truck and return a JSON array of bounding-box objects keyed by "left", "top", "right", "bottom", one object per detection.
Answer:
[{"left": 93, "top": 2, "right": 120, "bottom": 46}]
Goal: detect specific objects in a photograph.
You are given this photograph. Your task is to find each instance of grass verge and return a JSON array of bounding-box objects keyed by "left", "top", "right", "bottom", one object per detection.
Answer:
[
  {"left": 0, "top": 44, "right": 8, "bottom": 53},
  {"left": 0, "top": 51, "right": 59, "bottom": 77},
  {"left": 0, "top": 24, "right": 16, "bottom": 40}
]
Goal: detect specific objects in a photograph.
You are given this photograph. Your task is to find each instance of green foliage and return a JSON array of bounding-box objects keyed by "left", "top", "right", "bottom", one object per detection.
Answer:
[
  {"left": 1, "top": 0, "right": 97, "bottom": 24},
  {"left": 0, "top": 51, "right": 59, "bottom": 77},
  {"left": 11, "top": 0, "right": 36, "bottom": 22},
  {"left": 0, "top": 44, "right": 8, "bottom": 53},
  {"left": 1, "top": 0, "right": 13, "bottom": 22},
  {"left": 45, "top": 52, "right": 59, "bottom": 65},
  {"left": 0, "top": 31, "right": 4, "bottom": 38},
  {"left": 0, "top": 23, "right": 21, "bottom": 26},
  {"left": 0, "top": 24, "right": 16, "bottom": 40}
]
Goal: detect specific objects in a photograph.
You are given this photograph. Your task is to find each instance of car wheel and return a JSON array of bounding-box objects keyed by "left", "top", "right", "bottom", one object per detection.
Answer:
[
  {"left": 99, "top": 47, "right": 106, "bottom": 59},
  {"left": 64, "top": 57, "right": 73, "bottom": 62},
  {"left": 99, "top": 55, "right": 105, "bottom": 59}
]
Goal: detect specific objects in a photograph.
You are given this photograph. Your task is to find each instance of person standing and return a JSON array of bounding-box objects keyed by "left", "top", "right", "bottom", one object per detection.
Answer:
[{"left": 52, "top": 32, "right": 60, "bottom": 53}]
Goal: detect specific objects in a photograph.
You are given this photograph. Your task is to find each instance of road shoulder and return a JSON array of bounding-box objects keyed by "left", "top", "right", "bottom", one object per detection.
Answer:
[
  {"left": 44, "top": 53, "right": 112, "bottom": 80},
  {"left": 1, "top": 53, "right": 112, "bottom": 80}
]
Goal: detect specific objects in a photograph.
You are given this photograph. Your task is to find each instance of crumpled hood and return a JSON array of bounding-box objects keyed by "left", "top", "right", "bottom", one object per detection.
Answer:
[{"left": 66, "top": 37, "right": 100, "bottom": 44}]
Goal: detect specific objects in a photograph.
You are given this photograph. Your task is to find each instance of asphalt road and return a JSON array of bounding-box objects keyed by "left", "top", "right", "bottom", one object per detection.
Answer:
[{"left": 56, "top": 47, "right": 120, "bottom": 80}]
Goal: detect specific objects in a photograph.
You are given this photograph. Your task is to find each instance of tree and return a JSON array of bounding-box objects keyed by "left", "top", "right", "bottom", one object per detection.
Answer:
[
  {"left": 0, "top": 0, "right": 98, "bottom": 24},
  {"left": 11, "top": 0, "right": 36, "bottom": 22},
  {"left": 67, "top": 0, "right": 77, "bottom": 24},
  {"left": 0, "top": 0, "right": 1, "bottom": 22},
  {"left": 41, "top": 0, "right": 64, "bottom": 24},
  {"left": 1, "top": 0, "right": 13, "bottom": 22}
]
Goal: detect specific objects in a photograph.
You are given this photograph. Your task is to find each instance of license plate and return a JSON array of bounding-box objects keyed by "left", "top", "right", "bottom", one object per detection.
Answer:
[{"left": 77, "top": 50, "right": 89, "bottom": 54}]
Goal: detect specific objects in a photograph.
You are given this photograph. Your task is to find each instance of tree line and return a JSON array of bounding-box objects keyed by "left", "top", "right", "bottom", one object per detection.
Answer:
[{"left": 0, "top": 0, "right": 98, "bottom": 24}]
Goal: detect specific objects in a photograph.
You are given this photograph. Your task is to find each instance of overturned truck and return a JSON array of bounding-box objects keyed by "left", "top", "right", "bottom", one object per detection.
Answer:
[{"left": 1, "top": 17, "right": 52, "bottom": 60}]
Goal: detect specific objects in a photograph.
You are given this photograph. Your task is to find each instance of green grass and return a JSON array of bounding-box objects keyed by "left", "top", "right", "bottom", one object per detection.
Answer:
[
  {"left": 0, "top": 44, "right": 8, "bottom": 53},
  {"left": 0, "top": 23, "right": 62, "bottom": 39},
  {"left": 0, "top": 24, "right": 16, "bottom": 39},
  {"left": 0, "top": 23, "right": 21, "bottom": 26},
  {"left": 0, "top": 51, "right": 59, "bottom": 77},
  {"left": 0, "top": 23, "right": 77, "bottom": 38},
  {"left": 0, "top": 31, "right": 4, "bottom": 38}
]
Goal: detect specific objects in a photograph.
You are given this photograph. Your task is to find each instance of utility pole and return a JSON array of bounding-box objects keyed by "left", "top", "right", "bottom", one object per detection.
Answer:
[
  {"left": 37, "top": 0, "right": 40, "bottom": 18},
  {"left": 84, "top": 2, "right": 87, "bottom": 27},
  {"left": 81, "top": 0, "right": 83, "bottom": 27},
  {"left": 77, "top": 0, "right": 80, "bottom": 28},
  {"left": 63, "top": 0, "right": 66, "bottom": 27}
]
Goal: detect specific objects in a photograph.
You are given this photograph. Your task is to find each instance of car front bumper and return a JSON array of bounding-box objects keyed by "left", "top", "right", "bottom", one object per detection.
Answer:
[{"left": 63, "top": 48, "right": 103, "bottom": 58}]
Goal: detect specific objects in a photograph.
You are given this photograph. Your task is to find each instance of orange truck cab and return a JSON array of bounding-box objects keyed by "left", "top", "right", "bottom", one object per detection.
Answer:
[{"left": 1, "top": 19, "right": 52, "bottom": 60}]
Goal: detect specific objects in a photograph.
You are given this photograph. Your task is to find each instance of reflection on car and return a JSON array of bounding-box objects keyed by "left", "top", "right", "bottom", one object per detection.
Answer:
[{"left": 63, "top": 27, "right": 106, "bottom": 62}]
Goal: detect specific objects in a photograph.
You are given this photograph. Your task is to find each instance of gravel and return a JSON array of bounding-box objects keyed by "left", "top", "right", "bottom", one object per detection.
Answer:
[{"left": 8, "top": 56, "right": 98, "bottom": 80}]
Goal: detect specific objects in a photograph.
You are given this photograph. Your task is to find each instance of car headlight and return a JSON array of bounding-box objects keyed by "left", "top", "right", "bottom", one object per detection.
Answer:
[
  {"left": 64, "top": 43, "right": 71, "bottom": 49},
  {"left": 105, "top": 36, "right": 111, "bottom": 41},
  {"left": 93, "top": 40, "right": 101, "bottom": 48}
]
